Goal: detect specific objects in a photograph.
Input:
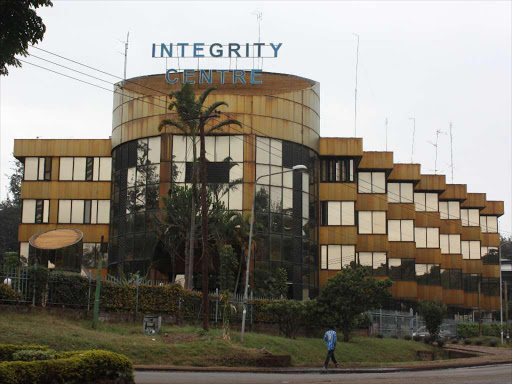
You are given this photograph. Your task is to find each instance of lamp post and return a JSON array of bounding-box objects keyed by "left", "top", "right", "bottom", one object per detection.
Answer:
[{"left": 240, "top": 164, "right": 307, "bottom": 342}]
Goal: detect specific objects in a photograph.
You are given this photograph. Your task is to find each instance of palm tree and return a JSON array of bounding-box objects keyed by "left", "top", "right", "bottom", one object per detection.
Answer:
[{"left": 158, "top": 83, "right": 242, "bottom": 290}]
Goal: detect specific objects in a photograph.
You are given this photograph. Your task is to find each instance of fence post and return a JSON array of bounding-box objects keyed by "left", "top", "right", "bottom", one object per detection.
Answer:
[
  {"left": 250, "top": 291, "right": 253, "bottom": 325},
  {"left": 32, "top": 262, "right": 37, "bottom": 307},
  {"left": 215, "top": 288, "right": 219, "bottom": 324},
  {"left": 87, "top": 271, "right": 92, "bottom": 311},
  {"left": 416, "top": 312, "right": 419, "bottom": 333},
  {"left": 135, "top": 275, "right": 140, "bottom": 314},
  {"left": 379, "top": 308, "right": 382, "bottom": 335},
  {"left": 395, "top": 310, "right": 398, "bottom": 337}
]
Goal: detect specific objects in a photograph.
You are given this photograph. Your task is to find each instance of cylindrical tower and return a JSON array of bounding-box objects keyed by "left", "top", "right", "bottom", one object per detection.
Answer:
[{"left": 108, "top": 71, "right": 320, "bottom": 299}]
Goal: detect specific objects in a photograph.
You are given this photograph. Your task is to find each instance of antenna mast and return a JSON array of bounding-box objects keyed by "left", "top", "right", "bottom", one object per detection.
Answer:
[
  {"left": 122, "top": 31, "right": 129, "bottom": 81},
  {"left": 449, "top": 122, "right": 454, "bottom": 183},
  {"left": 409, "top": 117, "right": 416, "bottom": 163},
  {"left": 252, "top": 11, "right": 263, "bottom": 69},
  {"left": 385, "top": 118, "right": 388, "bottom": 151},
  {"left": 428, "top": 129, "right": 446, "bottom": 174},
  {"left": 353, "top": 33, "right": 360, "bottom": 137}
]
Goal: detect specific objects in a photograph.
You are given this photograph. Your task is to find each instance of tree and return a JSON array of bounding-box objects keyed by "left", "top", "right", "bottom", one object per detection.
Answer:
[
  {"left": 264, "top": 300, "right": 308, "bottom": 339},
  {"left": 0, "top": 159, "right": 24, "bottom": 260},
  {"left": 315, "top": 267, "right": 392, "bottom": 342},
  {"left": 0, "top": 0, "right": 53, "bottom": 76},
  {"left": 418, "top": 300, "right": 447, "bottom": 342},
  {"left": 252, "top": 267, "right": 289, "bottom": 298},
  {"left": 158, "top": 84, "right": 241, "bottom": 291},
  {"left": 218, "top": 245, "right": 238, "bottom": 293}
]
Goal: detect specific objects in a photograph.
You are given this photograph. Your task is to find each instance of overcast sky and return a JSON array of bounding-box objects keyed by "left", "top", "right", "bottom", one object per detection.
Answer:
[{"left": 1, "top": 0, "right": 511, "bottom": 235}]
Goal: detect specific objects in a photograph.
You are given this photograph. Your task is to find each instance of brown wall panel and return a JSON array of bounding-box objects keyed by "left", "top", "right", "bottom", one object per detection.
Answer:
[
  {"left": 159, "top": 182, "right": 171, "bottom": 209},
  {"left": 387, "top": 204, "right": 416, "bottom": 220},
  {"left": 51, "top": 157, "right": 60, "bottom": 181},
  {"left": 358, "top": 152, "right": 393, "bottom": 170},
  {"left": 388, "top": 164, "right": 421, "bottom": 182},
  {"left": 442, "top": 289, "right": 464, "bottom": 305},
  {"left": 319, "top": 227, "right": 357, "bottom": 245},
  {"left": 464, "top": 293, "right": 478, "bottom": 308},
  {"left": 439, "top": 184, "right": 467, "bottom": 201},
  {"left": 319, "top": 183, "right": 358, "bottom": 201},
  {"left": 440, "top": 220, "right": 462, "bottom": 234},
  {"left": 441, "top": 254, "right": 463, "bottom": 269},
  {"left": 49, "top": 199, "right": 58, "bottom": 224},
  {"left": 415, "top": 175, "right": 446, "bottom": 192},
  {"left": 416, "top": 248, "right": 441, "bottom": 264},
  {"left": 482, "top": 296, "right": 500, "bottom": 311},
  {"left": 356, "top": 235, "right": 388, "bottom": 252},
  {"left": 461, "top": 226, "right": 482, "bottom": 241},
  {"left": 388, "top": 242, "right": 416, "bottom": 259},
  {"left": 160, "top": 133, "right": 172, "bottom": 162},
  {"left": 481, "top": 233, "right": 500, "bottom": 247},
  {"left": 462, "top": 260, "right": 483, "bottom": 274},
  {"left": 481, "top": 201, "right": 504, "bottom": 216},
  {"left": 415, "top": 212, "right": 441, "bottom": 228},
  {"left": 159, "top": 162, "right": 172, "bottom": 183},
  {"left": 318, "top": 138, "right": 363, "bottom": 157},
  {"left": 19, "top": 224, "right": 109, "bottom": 243},
  {"left": 14, "top": 139, "right": 111, "bottom": 158},
  {"left": 461, "top": 193, "right": 486, "bottom": 209},
  {"left": 356, "top": 194, "right": 388, "bottom": 211},
  {"left": 482, "top": 265, "right": 500, "bottom": 278},
  {"left": 390, "top": 281, "right": 417, "bottom": 299},
  {"left": 417, "top": 285, "right": 443, "bottom": 301},
  {"left": 20, "top": 181, "right": 111, "bottom": 200}
]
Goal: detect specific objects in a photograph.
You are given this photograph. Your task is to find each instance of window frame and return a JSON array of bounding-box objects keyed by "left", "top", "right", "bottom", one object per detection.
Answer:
[
  {"left": 320, "top": 244, "right": 356, "bottom": 270},
  {"left": 387, "top": 219, "right": 415, "bottom": 242},
  {"left": 358, "top": 211, "right": 387, "bottom": 234},
  {"left": 357, "top": 171, "right": 386, "bottom": 194}
]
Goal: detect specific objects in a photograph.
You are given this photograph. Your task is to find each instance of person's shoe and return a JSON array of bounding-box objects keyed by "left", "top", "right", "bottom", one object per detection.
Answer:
[
  {"left": 335, "top": 363, "right": 340, "bottom": 368},
  {"left": 323, "top": 365, "right": 328, "bottom": 369}
]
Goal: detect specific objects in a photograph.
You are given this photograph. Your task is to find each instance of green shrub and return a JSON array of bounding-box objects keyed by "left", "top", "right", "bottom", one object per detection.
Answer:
[
  {"left": 451, "top": 339, "right": 459, "bottom": 344},
  {"left": 418, "top": 301, "right": 447, "bottom": 341},
  {"left": 413, "top": 335, "right": 422, "bottom": 342},
  {"left": 0, "top": 285, "right": 19, "bottom": 302},
  {"left": 475, "top": 340, "right": 483, "bottom": 346},
  {"left": 11, "top": 350, "right": 55, "bottom": 362},
  {"left": 355, "top": 313, "right": 373, "bottom": 329},
  {"left": 391, "top": 335, "right": 398, "bottom": 339},
  {"left": 437, "top": 338, "right": 446, "bottom": 348},
  {"left": 0, "top": 345, "right": 48, "bottom": 362},
  {"left": 263, "top": 300, "right": 309, "bottom": 339},
  {"left": 456, "top": 322, "right": 501, "bottom": 339},
  {"left": 464, "top": 339, "right": 472, "bottom": 345},
  {"left": 423, "top": 335, "right": 431, "bottom": 344},
  {"left": 489, "top": 339, "right": 498, "bottom": 347},
  {"left": 0, "top": 350, "right": 134, "bottom": 384},
  {"left": 376, "top": 333, "right": 384, "bottom": 339},
  {"left": 404, "top": 335, "right": 412, "bottom": 341}
]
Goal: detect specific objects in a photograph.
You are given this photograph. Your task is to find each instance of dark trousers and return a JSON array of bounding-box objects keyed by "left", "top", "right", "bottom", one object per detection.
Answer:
[{"left": 324, "top": 349, "right": 337, "bottom": 366}]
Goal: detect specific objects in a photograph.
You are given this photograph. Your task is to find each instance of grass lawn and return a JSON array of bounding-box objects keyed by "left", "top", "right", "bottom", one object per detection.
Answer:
[{"left": 0, "top": 311, "right": 441, "bottom": 367}]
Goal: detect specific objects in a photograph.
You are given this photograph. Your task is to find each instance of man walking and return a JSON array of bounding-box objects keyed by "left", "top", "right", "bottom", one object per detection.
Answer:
[{"left": 323, "top": 326, "right": 339, "bottom": 369}]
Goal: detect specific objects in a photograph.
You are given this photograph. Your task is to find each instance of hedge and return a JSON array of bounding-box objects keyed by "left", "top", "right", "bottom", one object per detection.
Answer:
[
  {"left": 0, "top": 285, "right": 20, "bottom": 302},
  {"left": 0, "top": 350, "right": 134, "bottom": 384},
  {"left": 0, "top": 345, "right": 49, "bottom": 362},
  {"left": 456, "top": 322, "right": 502, "bottom": 339}
]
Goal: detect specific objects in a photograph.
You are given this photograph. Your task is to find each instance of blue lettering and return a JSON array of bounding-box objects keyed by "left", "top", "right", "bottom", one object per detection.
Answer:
[
  {"left": 193, "top": 43, "right": 205, "bottom": 58},
  {"left": 152, "top": 43, "right": 156, "bottom": 58},
  {"left": 250, "top": 70, "right": 262, "bottom": 84},
  {"left": 183, "top": 69, "right": 195, "bottom": 84},
  {"left": 253, "top": 43, "right": 264, "bottom": 57},
  {"left": 177, "top": 43, "right": 189, "bottom": 57},
  {"left": 165, "top": 69, "right": 178, "bottom": 84},
  {"left": 228, "top": 43, "right": 241, "bottom": 58},
  {"left": 210, "top": 43, "right": 223, "bottom": 57},
  {"left": 233, "top": 70, "right": 246, "bottom": 84},
  {"left": 160, "top": 44, "right": 173, "bottom": 58},
  {"left": 217, "top": 70, "right": 228, "bottom": 84},
  {"left": 270, "top": 43, "right": 283, "bottom": 57},
  {"left": 199, "top": 70, "right": 212, "bottom": 84}
]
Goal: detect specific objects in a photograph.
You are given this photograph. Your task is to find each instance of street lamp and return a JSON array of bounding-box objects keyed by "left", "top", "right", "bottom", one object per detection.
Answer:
[{"left": 240, "top": 164, "right": 308, "bottom": 342}]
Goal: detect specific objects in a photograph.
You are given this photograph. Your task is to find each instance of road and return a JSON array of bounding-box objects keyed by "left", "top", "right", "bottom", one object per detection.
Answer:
[{"left": 135, "top": 364, "right": 512, "bottom": 384}]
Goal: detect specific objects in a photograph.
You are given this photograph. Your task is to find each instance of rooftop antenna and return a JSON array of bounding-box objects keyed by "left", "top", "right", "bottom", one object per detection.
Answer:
[
  {"left": 409, "top": 117, "right": 416, "bottom": 163},
  {"left": 385, "top": 118, "right": 389, "bottom": 151},
  {"left": 252, "top": 11, "right": 263, "bottom": 69},
  {"left": 427, "top": 129, "right": 447, "bottom": 174},
  {"left": 449, "top": 122, "right": 455, "bottom": 183},
  {"left": 118, "top": 31, "right": 129, "bottom": 84},
  {"left": 353, "top": 33, "right": 360, "bottom": 137}
]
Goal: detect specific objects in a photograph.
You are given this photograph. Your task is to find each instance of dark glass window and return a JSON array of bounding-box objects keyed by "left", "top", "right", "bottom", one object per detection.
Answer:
[
  {"left": 86, "top": 157, "right": 94, "bottom": 181},
  {"left": 185, "top": 162, "right": 231, "bottom": 183},
  {"left": 84, "top": 200, "right": 92, "bottom": 224},
  {"left": 44, "top": 157, "right": 52, "bottom": 180},
  {"left": 320, "top": 157, "right": 354, "bottom": 183},
  {"left": 463, "top": 273, "right": 481, "bottom": 292},
  {"left": 401, "top": 259, "right": 416, "bottom": 281},
  {"left": 35, "top": 199, "right": 43, "bottom": 224}
]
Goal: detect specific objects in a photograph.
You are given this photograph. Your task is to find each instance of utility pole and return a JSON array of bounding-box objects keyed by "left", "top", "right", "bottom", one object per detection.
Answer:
[
  {"left": 353, "top": 33, "right": 360, "bottom": 138},
  {"left": 385, "top": 118, "right": 388, "bottom": 151},
  {"left": 123, "top": 32, "right": 129, "bottom": 81},
  {"left": 449, "top": 122, "right": 454, "bottom": 183},
  {"left": 478, "top": 280, "right": 482, "bottom": 337},
  {"left": 505, "top": 281, "right": 509, "bottom": 344},
  {"left": 428, "top": 129, "right": 446, "bottom": 174},
  {"left": 200, "top": 118, "right": 210, "bottom": 331}
]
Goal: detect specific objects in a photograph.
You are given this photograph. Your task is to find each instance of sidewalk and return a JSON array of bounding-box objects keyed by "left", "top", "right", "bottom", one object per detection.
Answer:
[{"left": 134, "top": 346, "right": 512, "bottom": 374}]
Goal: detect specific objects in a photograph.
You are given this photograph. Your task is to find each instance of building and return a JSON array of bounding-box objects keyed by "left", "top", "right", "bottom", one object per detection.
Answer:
[{"left": 13, "top": 71, "right": 504, "bottom": 312}]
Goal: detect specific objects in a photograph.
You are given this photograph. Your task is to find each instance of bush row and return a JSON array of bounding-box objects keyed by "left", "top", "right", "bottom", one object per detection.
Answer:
[
  {"left": 0, "top": 347, "right": 134, "bottom": 384},
  {"left": 0, "top": 345, "right": 49, "bottom": 362},
  {"left": 456, "top": 322, "right": 502, "bottom": 339}
]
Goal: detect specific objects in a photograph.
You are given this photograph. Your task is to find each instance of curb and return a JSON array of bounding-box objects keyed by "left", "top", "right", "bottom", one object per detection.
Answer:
[{"left": 134, "top": 359, "right": 512, "bottom": 374}]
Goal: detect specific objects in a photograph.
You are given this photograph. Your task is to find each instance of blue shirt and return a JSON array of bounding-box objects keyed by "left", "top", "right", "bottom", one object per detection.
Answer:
[{"left": 324, "top": 329, "right": 337, "bottom": 350}]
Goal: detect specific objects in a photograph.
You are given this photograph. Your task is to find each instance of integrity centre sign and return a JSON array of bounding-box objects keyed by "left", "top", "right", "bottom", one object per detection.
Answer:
[{"left": 151, "top": 42, "right": 283, "bottom": 85}]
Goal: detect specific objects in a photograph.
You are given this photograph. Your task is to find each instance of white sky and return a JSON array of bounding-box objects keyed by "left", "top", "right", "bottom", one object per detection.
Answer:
[{"left": 1, "top": 0, "right": 511, "bottom": 235}]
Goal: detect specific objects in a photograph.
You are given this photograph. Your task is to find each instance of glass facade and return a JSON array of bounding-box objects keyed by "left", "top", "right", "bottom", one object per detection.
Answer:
[
  {"left": 253, "top": 137, "right": 319, "bottom": 299},
  {"left": 108, "top": 137, "right": 161, "bottom": 275}
]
